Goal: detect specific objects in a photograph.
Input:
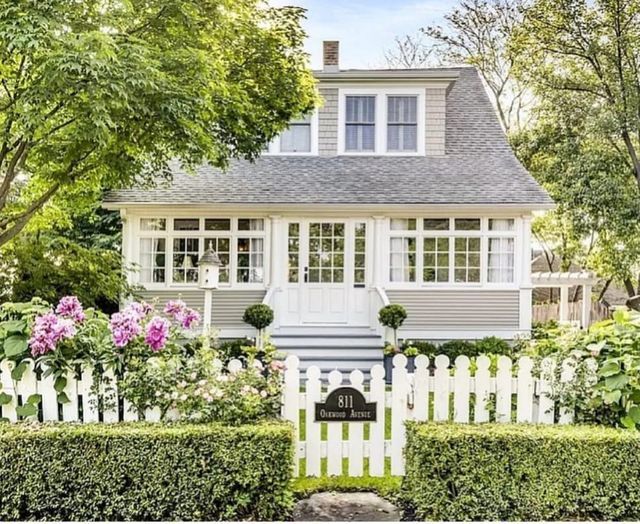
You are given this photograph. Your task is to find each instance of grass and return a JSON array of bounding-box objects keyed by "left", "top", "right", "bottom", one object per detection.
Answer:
[{"left": 292, "top": 473, "right": 402, "bottom": 500}]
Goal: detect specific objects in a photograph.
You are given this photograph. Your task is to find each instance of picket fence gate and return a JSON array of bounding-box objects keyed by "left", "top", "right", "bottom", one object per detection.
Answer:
[{"left": 281, "top": 353, "right": 589, "bottom": 477}]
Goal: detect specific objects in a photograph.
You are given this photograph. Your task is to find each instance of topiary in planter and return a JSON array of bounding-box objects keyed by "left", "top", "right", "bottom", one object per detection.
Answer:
[
  {"left": 378, "top": 304, "right": 407, "bottom": 348},
  {"left": 243, "top": 304, "right": 274, "bottom": 349}
]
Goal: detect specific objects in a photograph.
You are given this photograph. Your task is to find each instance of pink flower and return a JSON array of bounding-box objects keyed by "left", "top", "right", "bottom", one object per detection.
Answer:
[
  {"left": 124, "top": 301, "right": 152, "bottom": 322},
  {"left": 145, "top": 316, "right": 170, "bottom": 352},
  {"left": 179, "top": 308, "right": 200, "bottom": 329},
  {"left": 164, "top": 299, "right": 200, "bottom": 329},
  {"left": 164, "top": 300, "right": 186, "bottom": 317},
  {"left": 29, "top": 313, "right": 76, "bottom": 357},
  {"left": 55, "top": 296, "right": 86, "bottom": 323},
  {"left": 109, "top": 310, "right": 142, "bottom": 348}
]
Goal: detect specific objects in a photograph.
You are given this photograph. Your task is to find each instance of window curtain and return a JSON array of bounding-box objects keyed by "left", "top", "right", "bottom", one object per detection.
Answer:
[{"left": 488, "top": 237, "right": 514, "bottom": 282}]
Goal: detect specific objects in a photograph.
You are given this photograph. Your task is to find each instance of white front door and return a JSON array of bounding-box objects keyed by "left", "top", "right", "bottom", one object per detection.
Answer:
[{"left": 301, "top": 221, "right": 348, "bottom": 323}]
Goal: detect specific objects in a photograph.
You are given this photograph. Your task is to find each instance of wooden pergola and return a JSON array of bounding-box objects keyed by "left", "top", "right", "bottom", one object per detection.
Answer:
[{"left": 531, "top": 271, "right": 599, "bottom": 328}]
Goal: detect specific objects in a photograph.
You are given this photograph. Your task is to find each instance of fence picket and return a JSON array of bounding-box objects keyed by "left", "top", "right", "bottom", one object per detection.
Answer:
[
  {"left": 434, "top": 355, "right": 450, "bottom": 422},
  {"left": 17, "top": 361, "right": 38, "bottom": 422},
  {"left": 453, "top": 355, "right": 470, "bottom": 423},
  {"left": 0, "top": 360, "right": 17, "bottom": 422},
  {"left": 39, "top": 365, "right": 58, "bottom": 422},
  {"left": 413, "top": 355, "right": 429, "bottom": 422},
  {"left": 62, "top": 369, "right": 79, "bottom": 422},
  {"left": 348, "top": 370, "right": 365, "bottom": 476},
  {"left": 496, "top": 356, "right": 512, "bottom": 423},
  {"left": 474, "top": 355, "right": 491, "bottom": 423},
  {"left": 326, "top": 369, "right": 343, "bottom": 476},
  {"left": 391, "top": 354, "right": 409, "bottom": 476},
  {"left": 102, "top": 369, "right": 119, "bottom": 423},
  {"left": 283, "top": 355, "right": 300, "bottom": 475},
  {"left": 305, "top": 366, "right": 322, "bottom": 477},
  {"left": 559, "top": 358, "right": 576, "bottom": 424},
  {"left": 538, "top": 357, "right": 556, "bottom": 424},
  {"left": 80, "top": 365, "right": 99, "bottom": 423},
  {"left": 516, "top": 356, "right": 535, "bottom": 422},
  {"left": 369, "top": 364, "right": 386, "bottom": 477}
]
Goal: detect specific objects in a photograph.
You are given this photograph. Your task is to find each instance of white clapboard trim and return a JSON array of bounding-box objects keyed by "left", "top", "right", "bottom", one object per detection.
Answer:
[
  {"left": 474, "top": 355, "right": 491, "bottom": 423},
  {"left": 369, "top": 364, "right": 386, "bottom": 477},
  {"left": 496, "top": 355, "right": 512, "bottom": 423},
  {"left": 348, "top": 370, "right": 365, "bottom": 476},
  {"left": 433, "top": 355, "right": 450, "bottom": 422},
  {"left": 305, "top": 366, "right": 322, "bottom": 477},
  {"left": 559, "top": 358, "right": 576, "bottom": 424},
  {"left": 0, "top": 360, "right": 17, "bottom": 422},
  {"left": 102, "top": 368, "right": 119, "bottom": 423},
  {"left": 413, "top": 355, "right": 430, "bottom": 422},
  {"left": 453, "top": 356, "right": 471, "bottom": 423},
  {"left": 283, "top": 355, "right": 301, "bottom": 476},
  {"left": 538, "top": 357, "right": 556, "bottom": 424},
  {"left": 391, "top": 354, "right": 409, "bottom": 476},
  {"left": 17, "top": 361, "right": 38, "bottom": 422},
  {"left": 516, "top": 356, "right": 535, "bottom": 422},
  {"left": 326, "top": 369, "right": 343, "bottom": 476},
  {"left": 39, "top": 365, "right": 58, "bottom": 422}
]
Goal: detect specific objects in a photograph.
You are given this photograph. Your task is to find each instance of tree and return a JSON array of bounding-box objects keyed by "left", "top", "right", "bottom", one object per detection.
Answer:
[
  {"left": 0, "top": 0, "right": 317, "bottom": 248},
  {"left": 512, "top": 0, "right": 640, "bottom": 299},
  {"left": 386, "top": 0, "right": 531, "bottom": 132}
]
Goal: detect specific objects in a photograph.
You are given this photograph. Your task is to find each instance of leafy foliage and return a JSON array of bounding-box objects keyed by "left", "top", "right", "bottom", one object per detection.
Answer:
[
  {"left": 243, "top": 304, "right": 274, "bottom": 331},
  {"left": 378, "top": 304, "right": 407, "bottom": 348},
  {"left": 404, "top": 423, "right": 640, "bottom": 520},
  {"left": 0, "top": 423, "right": 294, "bottom": 521},
  {"left": 0, "top": 0, "right": 317, "bottom": 246}
]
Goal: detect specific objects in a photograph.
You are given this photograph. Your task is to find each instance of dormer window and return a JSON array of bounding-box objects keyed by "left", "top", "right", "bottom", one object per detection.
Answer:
[
  {"left": 345, "top": 96, "right": 376, "bottom": 152},
  {"left": 387, "top": 96, "right": 417, "bottom": 152},
  {"left": 280, "top": 115, "right": 312, "bottom": 153}
]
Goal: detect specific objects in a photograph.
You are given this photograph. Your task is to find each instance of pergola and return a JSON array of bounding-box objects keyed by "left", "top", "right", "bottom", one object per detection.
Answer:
[{"left": 531, "top": 271, "right": 599, "bottom": 327}]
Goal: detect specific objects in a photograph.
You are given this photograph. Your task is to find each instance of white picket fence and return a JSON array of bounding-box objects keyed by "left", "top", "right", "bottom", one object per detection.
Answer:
[{"left": 281, "top": 353, "right": 586, "bottom": 477}]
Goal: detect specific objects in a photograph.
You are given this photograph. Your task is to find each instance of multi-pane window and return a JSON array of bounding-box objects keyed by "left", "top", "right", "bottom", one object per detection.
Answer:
[
  {"left": 203, "top": 237, "right": 230, "bottom": 283},
  {"left": 280, "top": 115, "right": 312, "bottom": 153},
  {"left": 172, "top": 238, "right": 199, "bottom": 283},
  {"left": 237, "top": 238, "right": 264, "bottom": 283},
  {"left": 288, "top": 223, "right": 300, "bottom": 283},
  {"left": 139, "top": 238, "right": 166, "bottom": 283},
  {"left": 390, "top": 237, "right": 416, "bottom": 282},
  {"left": 454, "top": 237, "right": 481, "bottom": 283},
  {"left": 488, "top": 237, "right": 514, "bottom": 283},
  {"left": 307, "top": 222, "right": 345, "bottom": 283},
  {"left": 423, "top": 237, "right": 449, "bottom": 283},
  {"left": 354, "top": 222, "right": 366, "bottom": 286},
  {"left": 345, "top": 96, "right": 376, "bottom": 152},
  {"left": 387, "top": 96, "right": 417, "bottom": 152}
]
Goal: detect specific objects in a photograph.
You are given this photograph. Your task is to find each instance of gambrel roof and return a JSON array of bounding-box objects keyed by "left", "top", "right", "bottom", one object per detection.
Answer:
[{"left": 104, "top": 67, "right": 552, "bottom": 208}]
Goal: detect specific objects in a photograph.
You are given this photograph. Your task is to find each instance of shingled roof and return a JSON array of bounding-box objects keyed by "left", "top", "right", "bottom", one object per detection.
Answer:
[{"left": 104, "top": 67, "right": 552, "bottom": 208}]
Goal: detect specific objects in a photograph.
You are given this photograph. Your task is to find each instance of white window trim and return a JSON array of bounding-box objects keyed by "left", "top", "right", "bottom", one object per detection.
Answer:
[
  {"left": 337, "top": 87, "right": 426, "bottom": 156},
  {"left": 384, "top": 217, "right": 519, "bottom": 290},
  {"left": 134, "top": 216, "right": 268, "bottom": 290},
  {"left": 263, "top": 111, "right": 318, "bottom": 156}
]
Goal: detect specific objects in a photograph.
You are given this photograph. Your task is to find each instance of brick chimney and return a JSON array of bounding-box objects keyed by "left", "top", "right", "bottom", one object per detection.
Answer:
[{"left": 323, "top": 41, "right": 340, "bottom": 72}]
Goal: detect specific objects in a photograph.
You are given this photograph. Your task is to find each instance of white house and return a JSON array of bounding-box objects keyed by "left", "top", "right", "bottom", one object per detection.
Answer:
[{"left": 104, "top": 41, "right": 553, "bottom": 372}]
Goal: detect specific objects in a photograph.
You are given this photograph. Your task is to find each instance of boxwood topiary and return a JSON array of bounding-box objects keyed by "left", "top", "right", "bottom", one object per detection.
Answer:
[
  {"left": 243, "top": 304, "right": 274, "bottom": 331},
  {"left": 404, "top": 423, "right": 640, "bottom": 521},
  {"left": 0, "top": 422, "right": 294, "bottom": 521},
  {"left": 378, "top": 304, "right": 407, "bottom": 347}
]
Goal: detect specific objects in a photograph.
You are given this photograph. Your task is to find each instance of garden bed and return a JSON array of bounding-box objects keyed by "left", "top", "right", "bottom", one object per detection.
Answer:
[{"left": 0, "top": 422, "right": 294, "bottom": 521}]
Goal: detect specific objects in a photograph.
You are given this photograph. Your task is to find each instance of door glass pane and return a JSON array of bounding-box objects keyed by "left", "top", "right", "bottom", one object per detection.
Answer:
[
  {"left": 307, "top": 222, "right": 345, "bottom": 283},
  {"left": 354, "top": 222, "right": 366, "bottom": 286},
  {"left": 288, "top": 222, "right": 300, "bottom": 283}
]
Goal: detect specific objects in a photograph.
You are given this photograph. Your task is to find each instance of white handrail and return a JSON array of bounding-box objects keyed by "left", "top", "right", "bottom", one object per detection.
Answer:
[{"left": 374, "top": 286, "right": 390, "bottom": 306}]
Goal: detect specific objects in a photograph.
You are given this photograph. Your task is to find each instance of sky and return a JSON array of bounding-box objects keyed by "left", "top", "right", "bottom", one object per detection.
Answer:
[{"left": 268, "top": 0, "right": 451, "bottom": 69}]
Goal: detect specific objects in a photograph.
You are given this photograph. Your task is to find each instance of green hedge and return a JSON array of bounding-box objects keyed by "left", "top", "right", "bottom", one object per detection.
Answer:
[
  {"left": 0, "top": 422, "right": 294, "bottom": 521},
  {"left": 404, "top": 423, "right": 640, "bottom": 521}
]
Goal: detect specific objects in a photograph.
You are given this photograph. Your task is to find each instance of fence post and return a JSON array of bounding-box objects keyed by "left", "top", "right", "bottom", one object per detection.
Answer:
[
  {"left": 453, "top": 355, "right": 471, "bottom": 423},
  {"left": 391, "top": 354, "right": 409, "bottom": 476},
  {"left": 326, "top": 369, "right": 343, "bottom": 476},
  {"left": 305, "top": 366, "right": 322, "bottom": 477},
  {"left": 283, "top": 355, "right": 300, "bottom": 476},
  {"left": 474, "top": 355, "right": 491, "bottom": 423},
  {"left": 434, "top": 355, "right": 450, "bottom": 422},
  {"left": 496, "top": 356, "right": 512, "bottom": 423},
  {"left": 516, "top": 356, "right": 534, "bottom": 422},
  {"left": 369, "top": 364, "right": 386, "bottom": 477},
  {"left": 348, "top": 370, "right": 365, "bottom": 476}
]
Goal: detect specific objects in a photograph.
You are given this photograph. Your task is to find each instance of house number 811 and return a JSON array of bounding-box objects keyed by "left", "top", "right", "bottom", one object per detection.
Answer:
[{"left": 337, "top": 395, "right": 354, "bottom": 408}]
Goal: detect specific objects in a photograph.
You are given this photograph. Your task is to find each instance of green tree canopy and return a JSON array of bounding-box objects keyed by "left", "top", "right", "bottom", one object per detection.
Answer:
[{"left": 0, "top": 0, "right": 317, "bottom": 246}]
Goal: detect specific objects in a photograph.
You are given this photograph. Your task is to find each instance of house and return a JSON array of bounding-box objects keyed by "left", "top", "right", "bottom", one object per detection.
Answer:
[{"left": 103, "top": 41, "right": 553, "bottom": 372}]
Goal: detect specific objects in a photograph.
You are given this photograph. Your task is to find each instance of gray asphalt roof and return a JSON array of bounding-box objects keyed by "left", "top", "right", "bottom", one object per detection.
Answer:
[{"left": 104, "top": 67, "right": 552, "bottom": 207}]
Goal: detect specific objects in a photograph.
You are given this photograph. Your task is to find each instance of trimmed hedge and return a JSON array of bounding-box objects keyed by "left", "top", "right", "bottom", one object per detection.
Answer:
[
  {"left": 0, "top": 422, "right": 294, "bottom": 521},
  {"left": 404, "top": 423, "right": 640, "bottom": 521}
]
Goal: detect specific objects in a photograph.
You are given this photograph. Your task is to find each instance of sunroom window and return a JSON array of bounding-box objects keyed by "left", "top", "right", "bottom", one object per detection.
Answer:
[
  {"left": 139, "top": 238, "right": 166, "bottom": 283},
  {"left": 345, "top": 96, "right": 376, "bottom": 152},
  {"left": 387, "top": 96, "right": 417, "bottom": 152}
]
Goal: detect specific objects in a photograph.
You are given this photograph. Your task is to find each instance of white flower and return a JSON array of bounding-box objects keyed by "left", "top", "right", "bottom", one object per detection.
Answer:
[
  {"left": 198, "top": 379, "right": 207, "bottom": 386},
  {"left": 260, "top": 390, "right": 267, "bottom": 398},
  {"left": 180, "top": 394, "right": 188, "bottom": 401}
]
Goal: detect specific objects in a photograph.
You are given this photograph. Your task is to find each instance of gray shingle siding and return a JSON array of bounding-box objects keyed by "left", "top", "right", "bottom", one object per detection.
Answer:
[{"left": 104, "top": 67, "right": 552, "bottom": 207}]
